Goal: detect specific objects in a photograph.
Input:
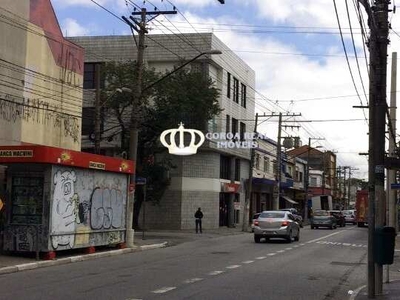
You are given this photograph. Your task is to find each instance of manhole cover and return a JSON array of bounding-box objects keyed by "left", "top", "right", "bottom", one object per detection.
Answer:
[
  {"left": 210, "top": 251, "right": 230, "bottom": 254},
  {"left": 331, "top": 261, "right": 365, "bottom": 266}
]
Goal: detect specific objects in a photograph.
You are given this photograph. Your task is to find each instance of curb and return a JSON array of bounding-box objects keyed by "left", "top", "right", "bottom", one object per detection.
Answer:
[
  {"left": 349, "top": 284, "right": 366, "bottom": 300},
  {"left": 0, "top": 241, "right": 168, "bottom": 275}
]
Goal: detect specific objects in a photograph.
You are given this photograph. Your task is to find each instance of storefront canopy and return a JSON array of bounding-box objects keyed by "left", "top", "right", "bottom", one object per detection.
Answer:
[
  {"left": 281, "top": 196, "right": 298, "bottom": 205},
  {"left": 0, "top": 145, "right": 134, "bottom": 174}
]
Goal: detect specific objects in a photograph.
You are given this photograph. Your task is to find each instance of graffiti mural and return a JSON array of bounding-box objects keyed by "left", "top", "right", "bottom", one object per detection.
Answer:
[
  {"left": 90, "top": 187, "right": 124, "bottom": 230},
  {"left": 51, "top": 170, "right": 78, "bottom": 249},
  {"left": 50, "top": 167, "right": 127, "bottom": 250}
]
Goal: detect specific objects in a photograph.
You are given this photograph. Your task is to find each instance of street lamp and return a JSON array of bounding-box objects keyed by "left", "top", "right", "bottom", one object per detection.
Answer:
[{"left": 125, "top": 49, "right": 223, "bottom": 248}]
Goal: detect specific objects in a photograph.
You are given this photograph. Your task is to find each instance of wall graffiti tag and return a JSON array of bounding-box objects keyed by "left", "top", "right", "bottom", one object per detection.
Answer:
[
  {"left": 90, "top": 187, "right": 124, "bottom": 230},
  {"left": 0, "top": 93, "right": 80, "bottom": 142}
]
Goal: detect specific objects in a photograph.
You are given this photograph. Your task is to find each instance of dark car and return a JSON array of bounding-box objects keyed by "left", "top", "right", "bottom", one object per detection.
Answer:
[
  {"left": 279, "top": 208, "right": 303, "bottom": 228},
  {"left": 329, "top": 210, "right": 346, "bottom": 227},
  {"left": 310, "top": 210, "right": 337, "bottom": 229}
]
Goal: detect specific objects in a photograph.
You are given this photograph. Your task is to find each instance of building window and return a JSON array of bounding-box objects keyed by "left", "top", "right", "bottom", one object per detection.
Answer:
[
  {"left": 83, "top": 62, "right": 104, "bottom": 89},
  {"left": 82, "top": 107, "right": 95, "bottom": 136},
  {"left": 220, "top": 155, "right": 231, "bottom": 180},
  {"left": 241, "top": 83, "right": 247, "bottom": 108},
  {"left": 233, "top": 77, "right": 239, "bottom": 103},
  {"left": 255, "top": 153, "right": 260, "bottom": 170},
  {"left": 263, "top": 157, "right": 270, "bottom": 172},
  {"left": 239, "top": 122, "right": 246, "bottom": 141},
  {"left": 226, "top": 115, "right": 230, "bottom": 136},
  {"left": 235, "top": 159, "right": 241, "bottom": 181},
  {"left": 227, "top": 72, "right": 231, "bottom": 98},
  {"left": 232, "top": 118, "right": 238, "bottom": 138},
  {"left": 299, "top": 171, "right": 303, "bottom": 182},
  {"left": 310, "top": 177, "right": 317, "bottom": 187}
]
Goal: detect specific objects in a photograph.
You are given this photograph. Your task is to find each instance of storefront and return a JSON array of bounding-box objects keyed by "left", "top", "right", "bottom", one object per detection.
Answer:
[
  {"left": 219, "top": 182, "right": 240, "bottom": 227},
  {"left": 0, "top": 145, "right": 133, "bottom": 258}
]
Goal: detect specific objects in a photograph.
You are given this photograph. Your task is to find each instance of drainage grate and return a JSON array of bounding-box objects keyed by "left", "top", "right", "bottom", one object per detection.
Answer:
[{"left": 331, "top": 261, "right": 366, "bottom": 266}]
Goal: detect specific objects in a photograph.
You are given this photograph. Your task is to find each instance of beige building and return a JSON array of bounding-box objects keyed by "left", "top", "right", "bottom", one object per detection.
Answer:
[{"left": 0, "top": 0, "right": 84, "bottom": 150}]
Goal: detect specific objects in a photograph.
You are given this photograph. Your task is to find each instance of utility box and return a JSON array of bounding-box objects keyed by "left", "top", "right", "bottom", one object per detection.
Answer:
[{"left": 374, "top": 226, "right": 396, "bottom": 265}]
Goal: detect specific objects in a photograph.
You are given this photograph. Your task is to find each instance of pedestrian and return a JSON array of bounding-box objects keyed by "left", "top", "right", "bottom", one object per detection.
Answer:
[{"left": 194, "top": 207, "right": 203, "bottom": 233}]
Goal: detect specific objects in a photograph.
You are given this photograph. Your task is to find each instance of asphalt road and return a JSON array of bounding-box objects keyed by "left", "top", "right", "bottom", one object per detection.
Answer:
[{"left": 0, "top": 225, "right": 369, "bottom": 300}]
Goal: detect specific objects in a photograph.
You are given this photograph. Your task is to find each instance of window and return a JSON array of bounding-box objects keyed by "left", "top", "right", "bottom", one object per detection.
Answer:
[
  {"left": 240, "top": 83, "right": 247, "bottom": 108},
  {"left": 82, "top": 107, "right": 95, "bottom": 136},
  {"left": 232, "top": 118, "right": 238, "bottom": 137},
  {"left": 235, "top": 159, "right": 241, "bottom": 181},
  {"left": 233, "top": 77, "right": 239, "bottom": 103},
  {"left": 239, "top": 122, "right": 246, "bottom": 141},
  {"left": 83, "top": 62, "right": 105, "bottom": 90},
  {"left": 255, "top": 153, "right": 260, "bottom": 170},
  {"left": 226, "top": 115, "right": 230, "bottom": 136},
  {"left": 310, "top": 177, "right": 317, "bottom": 187},
  {"left": 263, "top": 157, "right": 270, "bottom": 172},
  {"left": 220, "top": 155, "right": 231, "bottom": 180},
  {"left": 227, "top": 72, "right": 231, "bottom": 98}
]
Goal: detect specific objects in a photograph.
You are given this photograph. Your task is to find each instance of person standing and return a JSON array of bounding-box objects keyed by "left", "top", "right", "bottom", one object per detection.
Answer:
[{"left": 194, "top": 207, "right": 203, "bottom": 233}]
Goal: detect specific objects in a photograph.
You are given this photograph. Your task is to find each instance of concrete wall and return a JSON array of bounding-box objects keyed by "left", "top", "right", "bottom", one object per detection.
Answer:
[{"left": 0, "top": 0, "right": 84, "bottom": 150}]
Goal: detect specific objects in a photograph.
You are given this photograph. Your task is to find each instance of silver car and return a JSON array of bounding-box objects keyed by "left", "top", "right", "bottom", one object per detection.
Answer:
[
  {"left": 253, "top": 211, "right": 300, "bottom": 243},
  {"left": 310, "top": 210, "right": 337, "bottom": 229}
]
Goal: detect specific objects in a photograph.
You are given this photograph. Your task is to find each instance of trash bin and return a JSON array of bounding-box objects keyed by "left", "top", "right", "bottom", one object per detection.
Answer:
[{"left": 374, "top": 226, "right": 396, "bottom": 265}]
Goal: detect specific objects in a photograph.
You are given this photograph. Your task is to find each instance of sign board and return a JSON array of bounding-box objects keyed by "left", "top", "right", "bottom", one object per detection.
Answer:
[
  {"left": 221, "top": 183, "right": 240, "bottom": 193},
  {"left": 136, "top": 177, "right": 147, "bottom": 185},
  {"left": 391, "top": 183, "right": 400, "bottom": 190}
]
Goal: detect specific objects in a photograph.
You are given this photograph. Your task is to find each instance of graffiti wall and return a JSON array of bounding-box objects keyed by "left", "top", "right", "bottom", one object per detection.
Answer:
[{"left": 50, "top": 167, "right": 128, "bottom": 251}]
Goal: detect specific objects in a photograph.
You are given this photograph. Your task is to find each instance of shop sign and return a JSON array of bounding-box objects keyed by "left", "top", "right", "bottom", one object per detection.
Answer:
[
  {"left": 234, "top": 202, "right": 241, "bottom": 210},
  {"left": 221, "top": 183, "right": 240, "bottom": 193},
  {"left": 89, "top": 161, "right": 106, "bottom": 170},
  {"left": 0, "top": 150, "right": 33, "bottom": 158}
]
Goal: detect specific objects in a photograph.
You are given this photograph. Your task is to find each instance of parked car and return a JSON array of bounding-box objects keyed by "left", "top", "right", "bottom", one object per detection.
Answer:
[
  {"left": 251, "top": 213, "right": 261, "bottom": 232},
  {"left": 342, "top": 210, "right": 357, "bottom": 225},
  {"left": 329, "top": 210, "right": 346, "bottom": 227},
  {"left": 310, "top": 210, "right": 337, "bottom": 229},
  {"left": 279, "top": 208, "right": 303, "bottom": 228},
  {"left": 253, "top": 211, "right": 300, "bottom": 243}
]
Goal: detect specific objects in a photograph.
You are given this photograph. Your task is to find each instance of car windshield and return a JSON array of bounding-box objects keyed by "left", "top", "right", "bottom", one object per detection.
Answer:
[
  {"left": 314, "top": 210, "right": 329, "bottom": 216},
  {"left": 260, "top": 212, "right": 285, "bottom": 218}
]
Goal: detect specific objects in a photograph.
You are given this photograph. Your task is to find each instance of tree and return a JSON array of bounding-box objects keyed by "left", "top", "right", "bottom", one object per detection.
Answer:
[{"left": 101, "top": 61, "right": 221, "bottom": 228}]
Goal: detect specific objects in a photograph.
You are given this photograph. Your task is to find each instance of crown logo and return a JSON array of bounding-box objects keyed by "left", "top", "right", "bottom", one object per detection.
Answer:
[{"left": 160, "top": 123, "right": 205, "bottom": 155}]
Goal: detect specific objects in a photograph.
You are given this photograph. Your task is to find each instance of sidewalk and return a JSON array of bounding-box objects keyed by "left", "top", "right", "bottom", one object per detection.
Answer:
[
  {"left": 0, "top": 226, "right": 246, "bottom": 275},
  {"left": 351, "top": 235, "right": 400, "bottom": 300}
]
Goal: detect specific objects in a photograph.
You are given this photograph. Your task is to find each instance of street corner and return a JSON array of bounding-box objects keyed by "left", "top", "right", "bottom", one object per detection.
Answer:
[{"left": 349, "top": 280, "right": 400, "bottom": 300}]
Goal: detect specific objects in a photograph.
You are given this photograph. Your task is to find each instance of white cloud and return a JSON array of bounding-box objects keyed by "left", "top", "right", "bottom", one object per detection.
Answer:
[{"left": 61, "top": 18, "right": 90, "bottom": 36}]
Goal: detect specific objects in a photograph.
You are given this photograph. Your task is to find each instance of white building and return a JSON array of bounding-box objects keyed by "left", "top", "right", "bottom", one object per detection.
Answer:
[{"left": 69, "top": 33, "right": 255, "bottom": 230}]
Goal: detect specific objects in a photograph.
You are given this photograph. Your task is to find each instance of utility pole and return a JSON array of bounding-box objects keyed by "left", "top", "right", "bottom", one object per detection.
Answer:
[
  {"left": 123, "top": 7, "right": 176, "bottom": 248},
  {"left": 359, "top": 0, "right": 390, "bottom": 296},
  {"left": 343, "top": 167, "right": 348, "bottom": 209},
  {"left": 243, "top": 113, "right": 258, "bottom": 232},
  {"left": 274, "top": 113, "right": 283, "bottom": 210}
]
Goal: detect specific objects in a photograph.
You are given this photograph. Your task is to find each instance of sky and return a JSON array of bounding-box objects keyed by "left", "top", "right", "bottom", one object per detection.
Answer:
[{"left": 50, "top": 0, "right": 400, "bottom": 180}]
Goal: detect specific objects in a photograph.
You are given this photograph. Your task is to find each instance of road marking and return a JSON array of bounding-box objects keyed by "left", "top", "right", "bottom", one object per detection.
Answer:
[
  {"left": 343, "top": 243, "right": 351, "bottom": 246},
  {"left": 152, "top": 287, "right": 176, "bottom": 294},
  {"left": 256, "top": 256, "right": 266, "bottom": 260},
  {"left": 242, "top": 260, "right": 254, "bottom": 264},
  {"left": 226, "top": 265, "right": 241, "bottom": 269},
  {"left": 267, "top": 253, "right": 277, "bottom": 256},
  {"left": 300, "top": 243, "right": 306, "bottom": 246},
  {"left": 285, "top": 247, "right": 293, "bottom": 250},
  {"left": 306, "top": 231, "right": 343, "bottom": 244},
  {"left": 293, "top": 245, "right": 299, "bottom": 248},
  {"left": 209, "top": 270, "right": 224, "bottom": 275},
  {"left": 183, "top": 278, "right": 203, "bottom": 284}
]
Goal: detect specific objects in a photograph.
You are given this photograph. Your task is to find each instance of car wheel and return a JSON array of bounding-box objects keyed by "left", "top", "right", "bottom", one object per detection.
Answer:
[
  {"left": 286, "top": 231, "right": 293, "bottom": 243},
  {"left": 294, "top": 231, "right": 300, "bottom": 241},
  {"left": 334, "top": 224, "right": 337, "bottom": 229},
  {"left": 311, "top": 225, "right": 314, "bottom": 229},
  {"left": 254, "top": 235, "right": 261, "bottom": 243}
]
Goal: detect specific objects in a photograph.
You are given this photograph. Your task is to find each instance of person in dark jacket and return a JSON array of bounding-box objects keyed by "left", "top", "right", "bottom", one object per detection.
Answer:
[{"left": 194, "top": 207, "right": 203, "bottom": 233}]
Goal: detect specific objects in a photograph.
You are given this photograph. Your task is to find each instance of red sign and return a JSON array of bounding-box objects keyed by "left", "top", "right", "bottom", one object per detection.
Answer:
[
  {"left": 222, "top": 183, "right": 240, "bottom": 193},
  {"left": 0, "top": 145, "right": 134, "bottom": 174}
]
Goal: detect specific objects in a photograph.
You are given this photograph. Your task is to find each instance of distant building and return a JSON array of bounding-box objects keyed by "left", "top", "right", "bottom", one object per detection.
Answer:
[{"left": 69, "top": 34, "right": 255, "bottom": 230}]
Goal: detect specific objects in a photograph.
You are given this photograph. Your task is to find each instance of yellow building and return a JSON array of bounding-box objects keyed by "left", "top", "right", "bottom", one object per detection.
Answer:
[{"left": 0, "top": 0, "right": 84, "bottom": 150}]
